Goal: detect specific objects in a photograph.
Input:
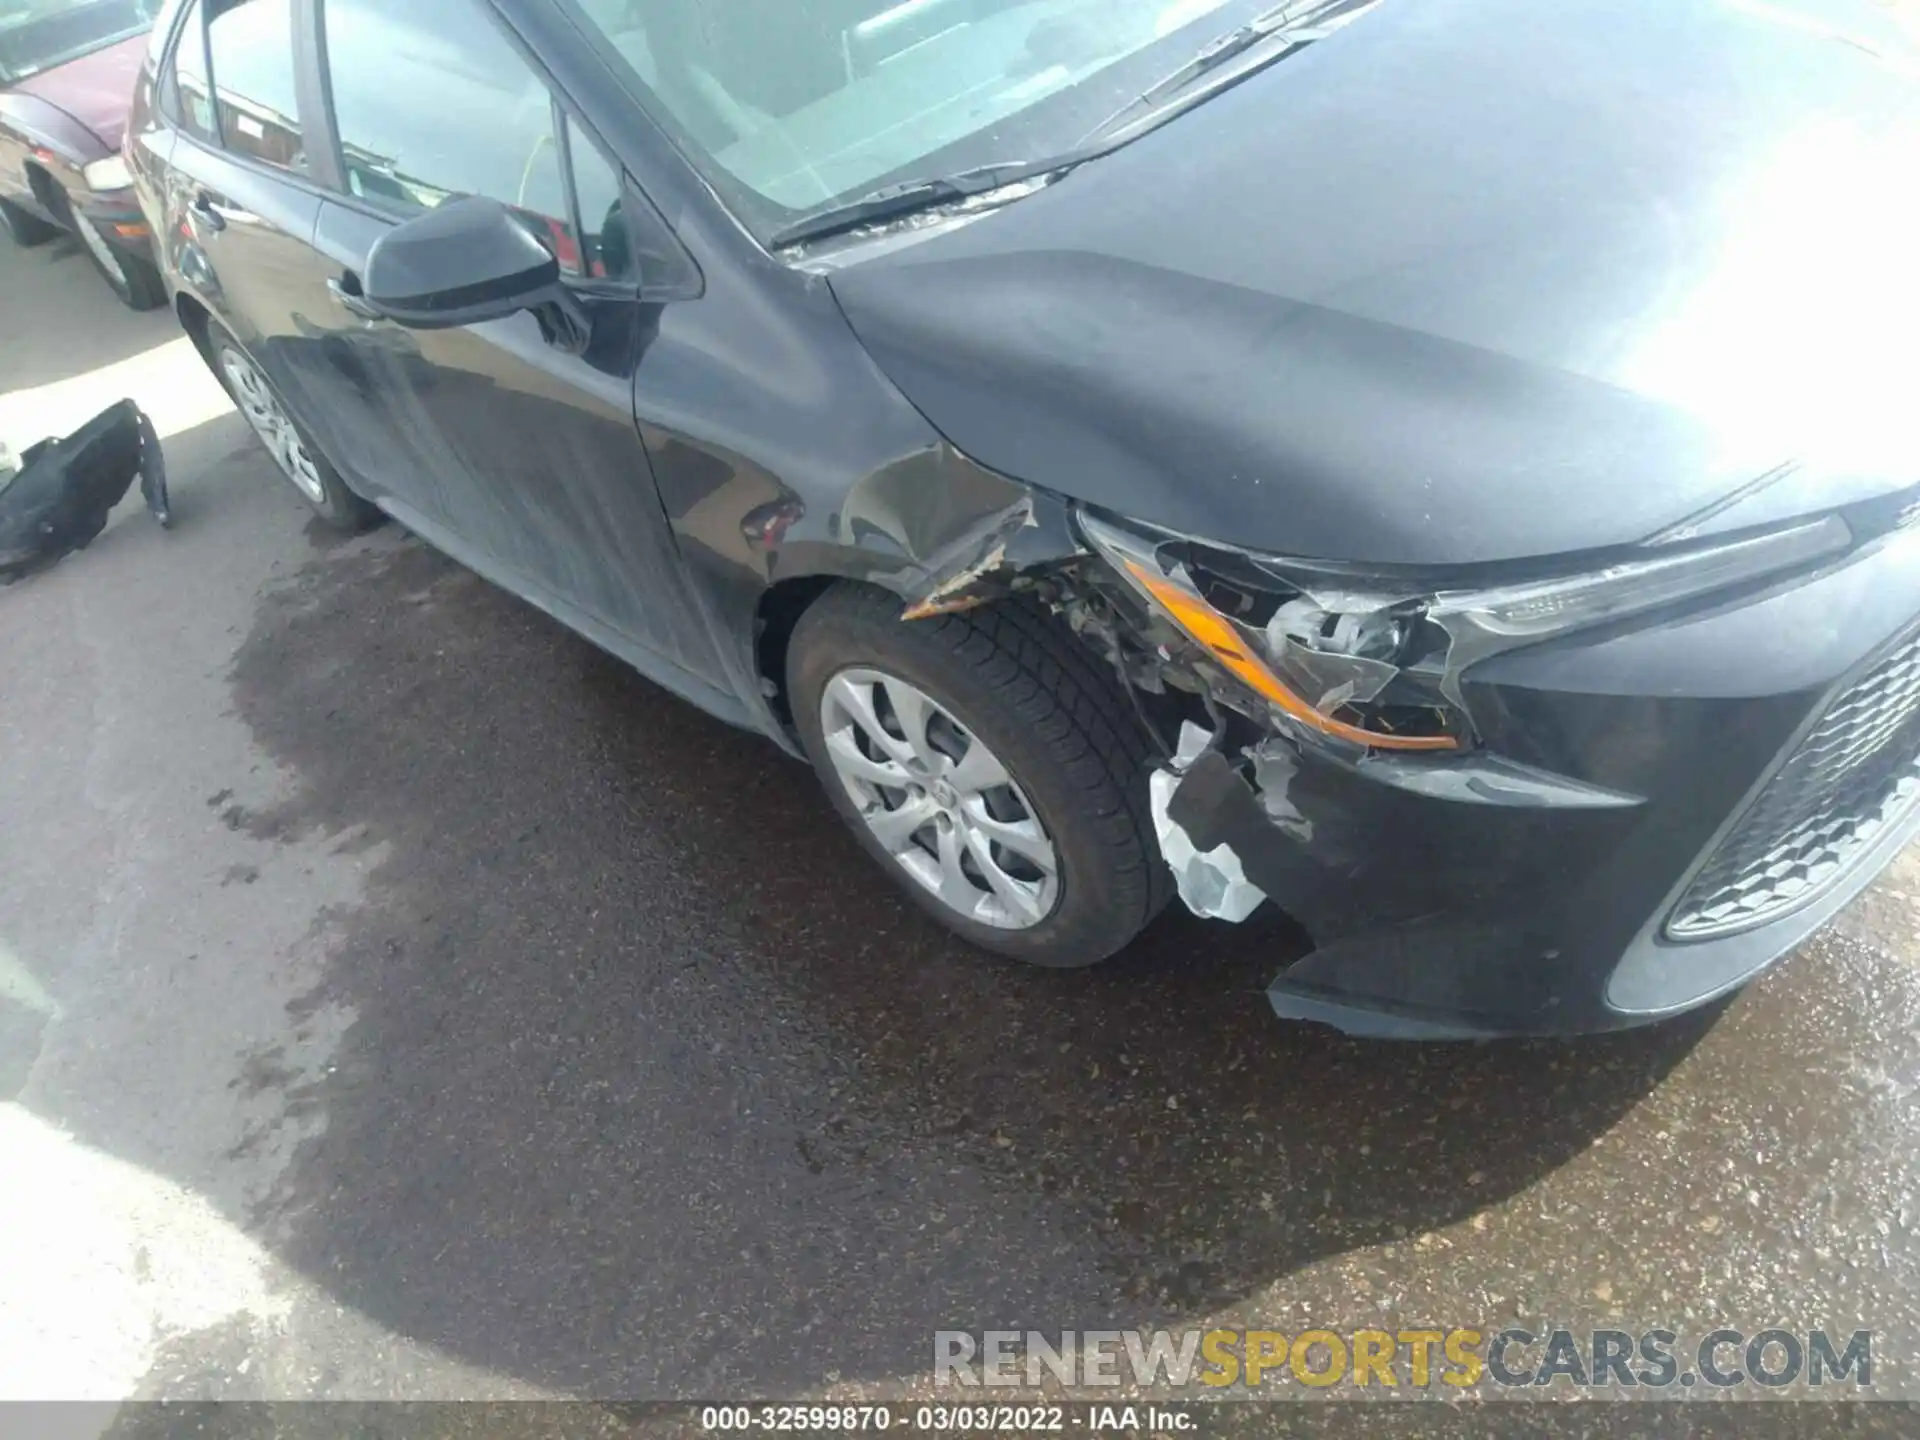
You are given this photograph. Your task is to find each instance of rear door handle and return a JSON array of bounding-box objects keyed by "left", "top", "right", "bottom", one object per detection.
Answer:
[
  {"left": 189, "top": 191, "right": 227, "bottom": 232},
  {"left": 327, "top": 275, "right": 381, "bottom": 320}
]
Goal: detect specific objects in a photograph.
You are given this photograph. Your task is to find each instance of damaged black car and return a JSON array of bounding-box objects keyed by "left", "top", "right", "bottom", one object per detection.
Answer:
[{"left": 129, "top": 0, "right": 1920, "bottom": 1036}]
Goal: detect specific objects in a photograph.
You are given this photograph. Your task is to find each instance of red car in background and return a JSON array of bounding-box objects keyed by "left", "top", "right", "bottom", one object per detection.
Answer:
[{"left": 1, "top": 0, "right": 163, "bottom": 308}]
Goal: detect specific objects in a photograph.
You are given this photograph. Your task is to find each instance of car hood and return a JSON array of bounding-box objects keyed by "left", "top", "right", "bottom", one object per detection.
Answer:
[
  {"left": 828, "top": 0, "right": 1920, "bottom": 567},
  {"left": 6, "top": 32, "right": 146, "bottom": 151}
]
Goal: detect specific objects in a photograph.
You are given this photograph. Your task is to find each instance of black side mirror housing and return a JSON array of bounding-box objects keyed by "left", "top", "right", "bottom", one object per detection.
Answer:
[{"left": 362, "top": 196, "right": 586, "bottom": 347}]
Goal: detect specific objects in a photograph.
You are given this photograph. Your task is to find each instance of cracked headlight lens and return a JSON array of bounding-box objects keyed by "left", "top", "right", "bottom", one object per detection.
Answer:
[{"left": 1080, "top": 510, "right": 1852, "bottom": 754}]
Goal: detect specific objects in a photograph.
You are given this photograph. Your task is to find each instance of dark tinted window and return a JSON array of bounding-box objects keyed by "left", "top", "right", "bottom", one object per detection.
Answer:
[
  {"left": 564, "top": 114, "right": 698, "bottom": 296},
  {"left": 322, "top": 0, "right": 575, "bottom": 261},
  {"left": 166, "top": 0, "right": 214, "bottom": 143},
  {"left": 205, "top": 0, "right": 303, "bottom": 172}
]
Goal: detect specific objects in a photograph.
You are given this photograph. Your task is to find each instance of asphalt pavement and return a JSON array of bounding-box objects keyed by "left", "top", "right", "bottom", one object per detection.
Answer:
[{"left": 3, "top": 220, "right": 1920, "bottom": 1434}]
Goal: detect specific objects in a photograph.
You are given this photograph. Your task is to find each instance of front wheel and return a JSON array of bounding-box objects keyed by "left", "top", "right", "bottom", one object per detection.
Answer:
[
  {"left": 789, "top": 584, "right": 1171, "bottom": 968},
  {"left": 205, "top": 319, "right": 380, "bottom": 530}
]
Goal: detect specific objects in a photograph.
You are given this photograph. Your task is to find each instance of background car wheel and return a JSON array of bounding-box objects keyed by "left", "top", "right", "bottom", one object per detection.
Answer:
[
  {"left": 0, "top": 196, "right": 58, "bottom": 248},
  {"left": 52, "top": 189, "right": 166, "bottom": 310},
  {"left": 204, "top": 319, "right": 381, "bottom": 531},
  {"left": 789, "top": 583, "right": 1171, "bottom": 968}
]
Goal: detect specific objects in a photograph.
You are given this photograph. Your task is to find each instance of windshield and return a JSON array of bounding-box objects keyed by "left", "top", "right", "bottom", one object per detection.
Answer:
[
  {"left": 0, "top": 0, "right": 156, "bottom": 84},
  {"left": 572, "top": 0, "right": 1273, "bottom": 240}
]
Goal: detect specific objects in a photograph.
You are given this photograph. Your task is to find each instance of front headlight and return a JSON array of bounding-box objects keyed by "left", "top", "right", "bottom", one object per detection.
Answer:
[
  {"left": 1080, "top": 510, "right": 1852, "bottom": 754},
  {"left": 82, "top": 155, "right": 133, "bottom": 191}
]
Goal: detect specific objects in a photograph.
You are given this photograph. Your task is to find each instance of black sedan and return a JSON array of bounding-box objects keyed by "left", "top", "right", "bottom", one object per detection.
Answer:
[{"left": 127, "top": 0, "right": 1920, "bottom": 1037}]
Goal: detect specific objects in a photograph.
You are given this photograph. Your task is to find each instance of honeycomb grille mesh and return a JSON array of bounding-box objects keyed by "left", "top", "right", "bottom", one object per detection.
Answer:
[{"left": 1667, "top": 631, "right": 1920, "bottom": 939}]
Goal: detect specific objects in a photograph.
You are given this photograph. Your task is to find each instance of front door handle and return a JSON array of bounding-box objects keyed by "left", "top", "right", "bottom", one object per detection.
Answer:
[
  {"left": 189, "top": 191, "right": 227, "bottom": 232},
  {"left": 327, "top": 275, "right": 382, "bottom": 320}
]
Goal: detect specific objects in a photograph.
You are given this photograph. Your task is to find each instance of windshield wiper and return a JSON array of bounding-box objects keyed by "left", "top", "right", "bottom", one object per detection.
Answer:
[
  {"left": 768, "top": 158, "right": 1065, "bottom": 250},
  {"left": 769, "top": 0, "right": 1379, "bottom": 251},
  {"left": 1081, "top": 0, "right": 1379, "bottom": 145}
]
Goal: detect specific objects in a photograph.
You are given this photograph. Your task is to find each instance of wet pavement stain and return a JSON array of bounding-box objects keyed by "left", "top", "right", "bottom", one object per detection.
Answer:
[{"left": 219, "top": 534, "right": 1920, "bottom": 1404}]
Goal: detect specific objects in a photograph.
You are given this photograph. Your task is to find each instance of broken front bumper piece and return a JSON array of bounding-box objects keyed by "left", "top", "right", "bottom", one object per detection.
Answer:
[
  {"left": 1144, "top": 525, "right": 1920, "bottom": 1040},
  {"left": 1073, "top": 494, "right": 1920, "bottom": 1040},
  {"left": 1150, "top": 722, "right": 1269, "bottom": 923},
  {"left": 0, "top": 400, "right": 170, "bottom": 581}
]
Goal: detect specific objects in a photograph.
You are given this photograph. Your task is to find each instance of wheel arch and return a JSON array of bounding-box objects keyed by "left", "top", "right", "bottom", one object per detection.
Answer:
[
  {"left": 741, "top": 449, "right": 1088, "bottom": 726},
  {"left": 175, "top": 289, "right": 217, "bottom": 371},
  {"left": 753, "top": 575, "right": 842, "bottom": 728},
  {"left": 22, "top": 159, "right": 64, "bottom": 220}
]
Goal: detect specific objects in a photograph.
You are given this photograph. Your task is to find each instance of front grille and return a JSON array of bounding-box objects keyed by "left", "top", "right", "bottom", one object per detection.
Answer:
[{"left": 1667, "top": 630, "right": 1920, "bottom": 939}]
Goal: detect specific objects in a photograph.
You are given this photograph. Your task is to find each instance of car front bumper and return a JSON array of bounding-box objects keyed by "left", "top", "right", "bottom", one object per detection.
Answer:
[{"left": 1158, "top": 523, "right": 1920, "bottom": 1038}]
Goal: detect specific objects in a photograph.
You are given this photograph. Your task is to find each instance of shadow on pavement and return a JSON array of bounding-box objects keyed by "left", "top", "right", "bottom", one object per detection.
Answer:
[
  {"left": 0, "top": 236, "right": 175, "bottom": 393},
  {"left": 103, "top": 533, "right": 1710, "bottom": 1398}
]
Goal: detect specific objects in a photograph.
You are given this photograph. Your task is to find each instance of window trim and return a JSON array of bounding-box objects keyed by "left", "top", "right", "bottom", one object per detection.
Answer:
[
  {"left": 290, "top": 0, "right": 340, "bottom": 190},
  {"left": 162, "top": 0, "right": 699, "bottom": 302},
  {"left": 172, "top": 0, "right": 323, "bottom": 180},
  {"left": 157, "top": 0, "right": 216, "bottom": 145},
  {"left": 159, "top": 0, "right": 342, "bottom": 209},
  {"left": 550, "top": 91, "right": 586, "bottom": 268},
  {"left": 558, "top": 103, "right": 650, "bottom": 293},
  {"left": 307, "top": 0, "right": 577, "bottom": 235},
  {"left": 205, "top": 0, "right": 310, "bottom": 176},
  {"left": 564, "top": 101, "right": 702, "bottom": 301}
]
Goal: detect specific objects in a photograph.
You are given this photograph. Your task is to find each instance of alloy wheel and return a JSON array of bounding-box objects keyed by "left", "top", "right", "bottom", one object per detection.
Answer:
[
  {"left": 819, "top": 668, "right": 1060, "bottom": 930},
  {"left": 220, "top": 346, "right": 328, "bottom": 505}
]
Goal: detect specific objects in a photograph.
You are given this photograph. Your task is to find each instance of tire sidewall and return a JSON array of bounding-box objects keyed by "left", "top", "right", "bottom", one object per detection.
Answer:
[
  {"left": 51, "top": 189, "right": 136, "bottom": 305},
  {"left": 112, "top": 244, "right": 168, "bottom": 311},
  {"left": 790, "top": 595, "right": 1149, "bottom": 968},
  {"left": 81, "top": 222, "right": 135, "bottom": 306}
]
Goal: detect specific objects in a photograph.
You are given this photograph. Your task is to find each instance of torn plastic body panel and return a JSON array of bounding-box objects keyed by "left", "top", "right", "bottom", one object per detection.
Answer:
[
  {"left": 821, "top": 480, "right": 1919, "bottom": 1037},
  {"left": 1151, "top": 722, "right": 1268, "bottom": 922},
  {"left": 1, "top": 399, "right": 169, "bottom": 582},
  {"left": 1048, "top": 499, "right": 1920, "bottom": 1038},
  {"left": 892, "top": 490, "right": 1094, "bottom": 621},
  {"left": 894, "top": 495, "right": 1032, "bottom": 619}
]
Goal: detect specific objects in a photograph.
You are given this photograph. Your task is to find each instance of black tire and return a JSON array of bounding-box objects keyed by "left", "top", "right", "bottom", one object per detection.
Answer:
[
  {"left": 49, "top": 187, "right": 167, "bottom": 310},
  {"left": 114, "top": 248, "right": 168, "bottom": 311},
  {"left": 203, "top": 316, "right": 382, "bottom": 531},
  {"left": 789, "top": 583, "right": 1172, "bottom": 968},
  {"left": 0, "top": 196, "right": 58, "bottom": 247}
]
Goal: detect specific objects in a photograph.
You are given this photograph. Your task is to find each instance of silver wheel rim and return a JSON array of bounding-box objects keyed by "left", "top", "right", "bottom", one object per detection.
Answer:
[
  {"left": 220, "top": 346, "right": 327, "bottom": 505},
  {"left": 821, "top": 668, "right": 1060, "bottom": 930},
  {"left": 73, "top": 211, "right": 127, "bottom": 285}
]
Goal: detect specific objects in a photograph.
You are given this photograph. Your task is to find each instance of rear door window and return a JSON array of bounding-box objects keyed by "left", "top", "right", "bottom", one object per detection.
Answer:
[
  {"left": 164, "top": 0, "right": 216, "bottom": 144},
  {"left": 203, "top": 0, "right": 306, "bottom": 173}
]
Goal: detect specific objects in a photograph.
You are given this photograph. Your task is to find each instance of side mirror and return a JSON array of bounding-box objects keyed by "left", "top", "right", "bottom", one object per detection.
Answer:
[{"left": 362, "top": 195, "right": 586, "bottom": 346}]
